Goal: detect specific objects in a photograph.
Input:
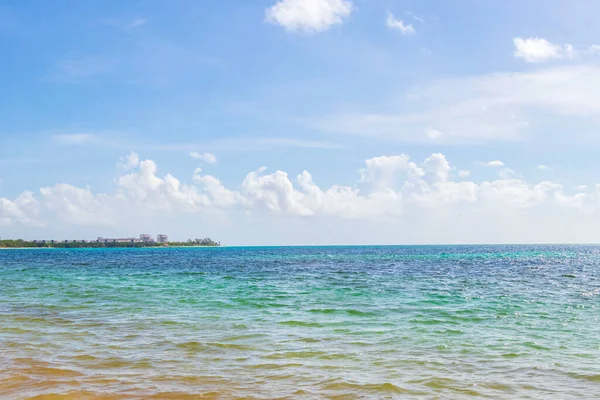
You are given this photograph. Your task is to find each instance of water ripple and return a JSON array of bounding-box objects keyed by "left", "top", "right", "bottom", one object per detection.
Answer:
[{"left": 1, "top": 245, "right": 600, "bottom": 398}]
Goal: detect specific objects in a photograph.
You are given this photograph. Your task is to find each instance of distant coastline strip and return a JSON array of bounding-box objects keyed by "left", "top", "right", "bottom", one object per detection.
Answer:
[{"left": 0, "top": 237, "right": 220, "bottom": 248}]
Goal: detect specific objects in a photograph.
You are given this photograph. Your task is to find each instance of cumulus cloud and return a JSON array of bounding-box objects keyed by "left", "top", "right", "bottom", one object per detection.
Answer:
[
  {"left": 40, "top": 184, "right": 114, "bottom": 225},
  {"left": 0, "top": 192, "right": 40, "bottom": 226},
  {"left": 422, "top": 153, "right": 451, "bottom": 183},
  {"left": 265, "top": 0, "right": 353, "bottom": 33},
  {"left": 386, "top": 11, "right": 415, "bottom": 35},
  {"left": 537, "top": 164, "right": 551, "bottom": 171},
  {"left": 513, "top": 37, "right": 571, "bottom": 63},
  {"left": 114, "top": 159, "right": 243, "bottom": 215},
  {"left": 458, "top": 170, "right": 470, "bottom": 178},
  {"left": 190, "top": 151, "right": 217, "bottom": 164},
  {"left": 3, "top": 152, "right": 599, "bottom": 246},
  {"left": 486, "top": 160, "right": 505, "bottom": 167},
  {"left": 512, "top": 37, "right": 600, "bottom": 63},
  {"left": 359, "top": 154, "right": 422, "bottom": 189},
  {"left": 118, "top": 151, "right": 140, "bottom": 171},
  {"left": 2, "top": 152, "right": 593, "bottom": 233}
]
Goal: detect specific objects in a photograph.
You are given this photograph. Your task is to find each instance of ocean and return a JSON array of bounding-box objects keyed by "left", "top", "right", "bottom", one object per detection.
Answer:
[{"left": 1, "top": 245, "right": 599, "bottom": 399}]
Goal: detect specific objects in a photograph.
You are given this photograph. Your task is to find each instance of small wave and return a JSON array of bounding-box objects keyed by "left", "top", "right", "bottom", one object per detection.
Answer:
[
  {"left": 308, "top": 308, "right": 337, "bottom": 314},
  {"left": 297, "top": 337, "right": 321, "bottom": 343},
  {"left": 175, "top": 341, "right": 209, "bottom": 352},
  {"left": 264, "top": 350, "right": 327, "bottom": 359},
  {"left": 220, "top": 333, "right": 267, "bottom": 341},
  {"left": 246, "top": 363, "right": 304, "bottom": 369},
  {"left": 208, "top": 342, "right": 255, "bottom": 350},
  {"left": 433, "top": 328, "right": 464, "bottom": 335},
  {"left": 26, "top": 391, "right": 134, "bottom": 400},
  {"left": 321, "top": 380, "right": 409, "bottom": 394},
  {"left": 1, "top": 327, "right": 35, "bottom": 334},
  {"left": 177, "top": 271, "right": 206, "bottom": 276},
  {"left": 319, "top": 353, "right": 355, "bottom": 360},
  {"left": 0, "top": 374, "right": 31, "bottom": 391},
  {"left": 408, "top": 318, "right": 458, "bottom": 325},
  {"left": 279, "top": 320, "right": 323, "bottom": 327},
  {"left": 568, "top": 372, "right": 600, "bottom": 382},
  {"left": 523, "top": 341, "right": 551, "bottom": 350},
  {"left": 347, "top": 309, "right": 378, "bottom": 317},
  {"left": 88, "top": 358, "right": 153, "bottom": 369},
  {"left": 19, "top": 366, "right": 84, "bottom": 378},
  {"left": 145, "top": 391, "right": 223, "bottom": 399},
  {"left": 70, "top": 354, "right": 99, "bottom": 361}
]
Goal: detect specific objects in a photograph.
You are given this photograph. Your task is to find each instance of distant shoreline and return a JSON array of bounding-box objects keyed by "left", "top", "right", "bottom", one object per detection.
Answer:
[
  {"left": 0, "top": 246, "right": 227, "bottom": 251},
  {"left": 0, "top": 245, "right": 221, "bottom": 250},
  {"left": 0, "top": 238, "right": 221, "bottom": 249}
]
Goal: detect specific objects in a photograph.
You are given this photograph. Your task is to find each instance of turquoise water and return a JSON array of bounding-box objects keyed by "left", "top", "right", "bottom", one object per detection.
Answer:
[{"left": 1, "top": 245, "right": 599, "bottom": 399}]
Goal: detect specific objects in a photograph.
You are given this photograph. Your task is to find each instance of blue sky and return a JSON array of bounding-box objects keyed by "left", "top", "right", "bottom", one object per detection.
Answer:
[{"left": 2, "top": 0, "right": 600, "bottom": 244}]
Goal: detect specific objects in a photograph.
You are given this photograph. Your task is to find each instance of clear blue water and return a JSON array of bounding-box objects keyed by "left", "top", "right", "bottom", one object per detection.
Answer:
[{"left": 1, "top": 245, "right": 599, "bottom": 399}]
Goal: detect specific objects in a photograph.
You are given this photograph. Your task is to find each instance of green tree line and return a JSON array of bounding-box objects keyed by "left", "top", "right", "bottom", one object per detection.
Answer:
[{"left": 0, "top": 238, "right": 221, "bottom": 248}]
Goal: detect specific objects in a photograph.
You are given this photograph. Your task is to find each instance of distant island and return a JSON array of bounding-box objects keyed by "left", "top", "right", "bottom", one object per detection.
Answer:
[{"left": 0, "top": 234, "right": 220, "bottom": 248}]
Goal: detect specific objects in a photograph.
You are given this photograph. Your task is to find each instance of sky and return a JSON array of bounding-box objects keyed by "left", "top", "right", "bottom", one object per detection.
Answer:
[{"left": 2, "top": 0, "right": 600, "bottom": 245}]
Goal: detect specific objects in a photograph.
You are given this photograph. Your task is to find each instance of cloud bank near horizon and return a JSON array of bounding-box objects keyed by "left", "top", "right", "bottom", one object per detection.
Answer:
[{"left": 1, "top": 152, "right": 594, "bottom": 244}]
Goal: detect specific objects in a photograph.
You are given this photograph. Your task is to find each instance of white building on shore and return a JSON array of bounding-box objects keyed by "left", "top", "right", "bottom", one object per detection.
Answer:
[
  {"left": 97, "top": 237, "right": 141, "bottom": 244},
  {"left": 157, "top": 234, "right": 168, "bottom": 243},
  {"left": 30, "top": 233, "right": 168, "bottom": 245},
  {"left": 97, "top": 234, "right": 156, "bottom": 244}
]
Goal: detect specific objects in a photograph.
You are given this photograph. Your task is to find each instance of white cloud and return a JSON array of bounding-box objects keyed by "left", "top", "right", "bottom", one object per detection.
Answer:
[
  {"left": 118, "top": 151, "right": 140, "bottom": 171},
  {"left": 5, "top": 152, "right": 600, "bottom": 243},
  {"left": 426, "top": 128, "right": 443, "bottom": 140},
  {"left": 116, "top": 159, "right": 208, "bottom": 212},
  {"left": 0, "top": 192, "right": 40, "bottom": 226},
  {"left": 422, "top": 153, "right": 451, "bottom": 183},
  {"left": 4, "top": 152, "right": 591, "bottom": 223},
  {"left": 486, "top": 160, "right": 505, "bottom": 167},
  {"left": 314, "top": 64, "right": 600, "bottom": 144},
  {"left": 52, "top": 133, "right": 97, "bottom": 145},
  {"left": 193, "top": 168, "right": 245, "bottom": 208},
  {"left": 458, "top": 170, "right": 470, "bottom": 178},
  {"left": 40, "top": 184, "right": 114, "bottom": 225},
  {"left": 537, "top": 164, "right": 551, "bottom": 171},
  {"left": 499, "top": 167, "right": 516, "bottom": 179},
  {"left": 404, "top": 11, "right": 425, "bottom": 23},
  {"left": 114, "top": 159, "right": 243, "bottom": 214},
  {"left": 265, "top": 0, "right": 353, "bottom": 33},
  {"left": 478, "top": 180, "right": 559, "bottom": 208},
  {"left": 554, "top": 190, "right": 586, "bottom": 208},
  {"left": 513, "top": 37, "right": 570, "bottom": 63},
  {"left": 386, "top": 12, "right": 415, "bottom": 35},
  {"left": 190, "top": 152, "right": 217, "bottom": 164},
  {"left": 513, "top": 37, "right": 600, "bottom": 63}
]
